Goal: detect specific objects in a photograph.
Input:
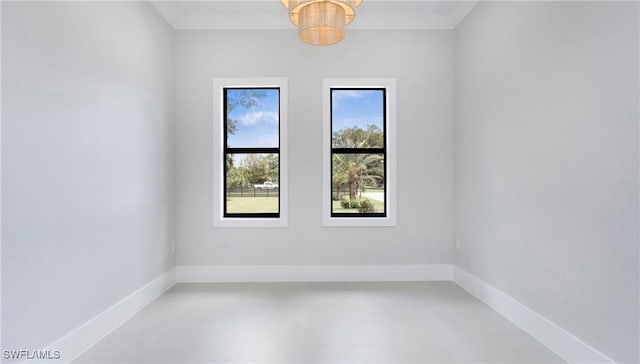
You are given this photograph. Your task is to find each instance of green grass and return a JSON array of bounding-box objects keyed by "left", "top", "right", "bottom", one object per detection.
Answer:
[
  {"left": 332, "top": 199, "right": 385, "bottom": 214},
  {"left": 227, "top": 196, "right": 278, "bottom": 214}
]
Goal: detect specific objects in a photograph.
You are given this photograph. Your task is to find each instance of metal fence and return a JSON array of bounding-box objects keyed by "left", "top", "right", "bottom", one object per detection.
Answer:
[{"left": 226, "top": 186, "right": 279, "bottom": 198}]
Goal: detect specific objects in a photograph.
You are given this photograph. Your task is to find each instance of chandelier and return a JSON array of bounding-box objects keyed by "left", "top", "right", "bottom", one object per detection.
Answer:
[{"left": 280, "top": 0, "right": 362, "bottom": 46}]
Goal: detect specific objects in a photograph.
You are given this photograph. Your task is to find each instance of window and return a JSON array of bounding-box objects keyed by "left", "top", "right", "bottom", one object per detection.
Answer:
[
  {"left": 213, "top": 78, "right": 288, "bottom": 228},
  {"left": 224, "top": 88, "right": 280, "bottom": 217},
  {"left": 323, "top": 79, "right": 396, "bottom": 227}
]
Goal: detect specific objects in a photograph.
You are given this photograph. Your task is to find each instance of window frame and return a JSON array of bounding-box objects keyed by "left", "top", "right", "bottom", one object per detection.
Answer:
[
  {"left": 213, "top": 78, "right": 288, "bottom": 228},
  {"left": 223, "top": 87, "right": 280, "bottom": 219},
  {"left": 322, "top": 79, "right": 397, "bottom": 227},
  {"left": 330, "top": 87, "right": 387, "bottom": 218}
]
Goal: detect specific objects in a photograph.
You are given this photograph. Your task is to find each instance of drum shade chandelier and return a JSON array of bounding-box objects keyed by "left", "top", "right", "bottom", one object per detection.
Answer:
[{"left": 280, "top": 0, "right": 362, "bottom": 46}]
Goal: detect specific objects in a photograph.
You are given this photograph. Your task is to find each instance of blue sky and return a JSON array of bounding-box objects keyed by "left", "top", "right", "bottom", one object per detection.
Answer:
[
  {"left": 226, "top": 88, "right": 384, "bottom": 149},
  {"left": 227, "top": 89, "right": 280, "bottom": 148},
  {"left": 332, "top": 89, "right": 384, "bottom": 132}
]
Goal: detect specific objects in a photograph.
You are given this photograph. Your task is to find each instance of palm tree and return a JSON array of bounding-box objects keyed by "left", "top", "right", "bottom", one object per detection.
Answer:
[
  {"left": 333, "top": 153, "right": 383, "bottom": 201},
  {"left": 333, "top": 136, "right": 383, "bottom": 201}
]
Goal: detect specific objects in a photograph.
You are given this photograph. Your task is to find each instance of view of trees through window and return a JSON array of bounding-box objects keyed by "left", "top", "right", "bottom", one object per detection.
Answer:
[
  {"left": 331, "top": 89, "right": 386, "bottom": 216},
  {"left": 224, "top": 88, "right": 280, "bottom": 216}
]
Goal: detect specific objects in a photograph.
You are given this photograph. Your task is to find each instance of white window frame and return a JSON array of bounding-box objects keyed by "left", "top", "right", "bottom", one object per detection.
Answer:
[
  {"left": 322, "top": 78, "right": 397, "bottom": 227},
  {"left": 213, "top": 78, "right": 288, "bottom": 228}
]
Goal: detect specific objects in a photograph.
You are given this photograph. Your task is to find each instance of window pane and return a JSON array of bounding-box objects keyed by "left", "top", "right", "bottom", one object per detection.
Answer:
[
  {"left": 332, "top": 89, "right": 384, "bottom": 148},
  {"left": 226, "top": 153, "right": 279, "bottom": 214},
  {"left": 331, "top": 153, "right": 385, "bottom": 214},
  {"left": 226, "top": 88, "right": 279, "bottom": 148}
]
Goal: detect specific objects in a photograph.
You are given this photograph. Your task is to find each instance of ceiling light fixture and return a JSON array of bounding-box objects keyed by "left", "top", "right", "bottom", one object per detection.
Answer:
[{"left": 281, "top": 0, "right": 362, "bottom": 46}]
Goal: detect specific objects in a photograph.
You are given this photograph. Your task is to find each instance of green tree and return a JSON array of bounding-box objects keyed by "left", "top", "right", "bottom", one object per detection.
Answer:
[
  {"left": 227, "top": 167, "right": 248, "bottom": 188},
  {"left": 332, "top": 125, "right": 384, "bottom": 201},
  {"left": 332, "top": 125, "right": 383, "bottom": 148},
  {"left": 241, "top": 154, "right": 269, "bottom": 185},
  {"left": 333, "top": 153, "right": 383, "bottom": 201},
  {"left": 366, "top": 125, "right": 383, "bottom": 148},
  {"left": 265, "top": 154, "right": 279, "bottom": 183}
]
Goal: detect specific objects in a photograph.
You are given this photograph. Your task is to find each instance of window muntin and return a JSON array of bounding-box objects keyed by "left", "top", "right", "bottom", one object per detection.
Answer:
[
  {"left": 330, "top": 88, "right": 387, "bottom": 217},
  {"left": 223, "top": 87, "right": 280, "bottom": 218}
]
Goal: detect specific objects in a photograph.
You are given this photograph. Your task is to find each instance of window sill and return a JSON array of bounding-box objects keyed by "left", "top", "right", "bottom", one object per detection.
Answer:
[
  {"left": 322, "top": 216, "right": 396, "bottom": 227},
  {"left": 214, "top": 217, "right": 288, "bottom": 229}
]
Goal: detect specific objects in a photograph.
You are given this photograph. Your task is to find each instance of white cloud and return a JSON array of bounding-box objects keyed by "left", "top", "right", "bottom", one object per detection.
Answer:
[
  {"left": 335, "top": 90, "right": 365, "bottom": 99},
  {"left": 332, "top": 90, "right": 367, "bottom": 104},
  {"left": 239, "top": 111, "right": 278, "bottom": 126}
]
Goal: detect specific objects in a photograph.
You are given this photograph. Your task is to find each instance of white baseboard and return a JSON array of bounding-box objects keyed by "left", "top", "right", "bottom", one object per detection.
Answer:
[
  {"left": 453, "top": 266, "right": 614, "bottom": 364},
  {"left": 29, "top": 268, "right": 177, "bottom": 364},
  {"left": 176, "top": 264, "right": 453, "bottom": 283},
  {"left": 19, "top": 265, "right": 612, "bottom": 364}
]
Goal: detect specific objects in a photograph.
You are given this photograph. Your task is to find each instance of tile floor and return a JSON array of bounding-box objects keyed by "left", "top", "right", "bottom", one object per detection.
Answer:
[{"left": 74, "top": 282, "right": 564, "bottom": 363}]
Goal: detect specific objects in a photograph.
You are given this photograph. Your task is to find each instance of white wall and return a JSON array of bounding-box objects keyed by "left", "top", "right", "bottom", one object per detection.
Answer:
[
  {"left": 174, "top": 29, "right": 455, "bottom": 266},
  {"left": 2, "top": 1, "right": 174, "bottom": 355},
  {"left": 6, "top": 2, "right": 636, "bottom": 361},
  {"left": 455, "top": 2, "right": 639, "bottom": 362}
]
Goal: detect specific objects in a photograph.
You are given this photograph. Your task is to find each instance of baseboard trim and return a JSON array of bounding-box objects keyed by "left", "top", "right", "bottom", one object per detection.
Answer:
[
  {"left": 176, "top": 264, "right": 453, "bottom": 283},
  {"left": 31, "top": 268, "right": 177, "bottom": 364},
  {"left": 453, "top": 267, "right": 614, "bottom": 364},
  {"left": 22, "top": 265, "right": 612, "bottom": 364}
]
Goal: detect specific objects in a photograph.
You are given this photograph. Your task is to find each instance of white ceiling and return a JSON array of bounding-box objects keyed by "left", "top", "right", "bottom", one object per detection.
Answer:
[{"left": 150, "top": 1, "right": 478, "bottom": 30}]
